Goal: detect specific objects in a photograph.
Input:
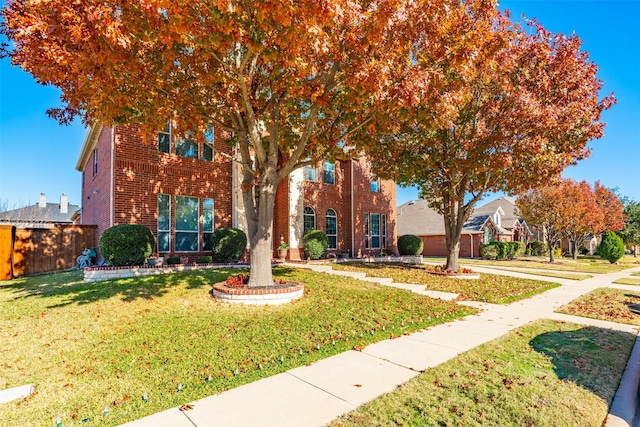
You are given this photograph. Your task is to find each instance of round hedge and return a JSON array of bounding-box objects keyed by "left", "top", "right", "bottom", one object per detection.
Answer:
[
  {"left": 397, "top": 234, "right": 423, "bottom": 256},
  {"left": 598, "top": 231, "right": 625, "bottom": 264},
  {"left": 211, "top": 227, "right": 247, "bottom": 261},
  {"left": 99, "top": 224, "right": 155, "bottom": 266},
  {"left": 303, "top": 229, "right": 328, "bottom": 260}
]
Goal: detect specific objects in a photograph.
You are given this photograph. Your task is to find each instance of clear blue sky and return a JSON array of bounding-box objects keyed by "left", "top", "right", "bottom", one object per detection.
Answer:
[{"left": 1, "top": 1, "right": 638, "bottom": 209}]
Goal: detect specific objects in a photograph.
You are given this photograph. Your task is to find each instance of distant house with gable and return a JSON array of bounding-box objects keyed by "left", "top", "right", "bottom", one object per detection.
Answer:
[
  {"left": 0, "top": 193, "right": 80, "bottom": 228},
  {"left": 397, "top": 197, "right": 531, "bottom": 257}
]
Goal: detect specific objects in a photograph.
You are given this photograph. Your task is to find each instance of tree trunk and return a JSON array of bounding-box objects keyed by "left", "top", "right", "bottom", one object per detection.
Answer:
[
  {"left": 443, "top": 198, "right": 468, "bottom": 273},
  {"left": 242, "top": 170, "right": 279, "bottom": 288},
  {"left": 548, "top": 241, "right": 556, "bottom": 263}
]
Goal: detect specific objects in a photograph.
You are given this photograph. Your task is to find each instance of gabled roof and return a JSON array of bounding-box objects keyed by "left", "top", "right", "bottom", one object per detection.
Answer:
[
  {"left": 0, "top": 203, "right": 80, "bottom": 225},
  {"left": 473, "top": 197, "right": 519, "bottom": 226},
  {"left": 397, "top": 199, "right": 511, "bottom": 236}
]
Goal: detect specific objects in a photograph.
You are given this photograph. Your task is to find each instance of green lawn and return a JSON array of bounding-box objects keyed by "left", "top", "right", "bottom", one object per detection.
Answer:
[
  {"left": 557, "top": 288, "right": 640, "bottom": 326},
  {"left": 482, "top": 267, "right": 592, "bottom": 281},
  {"left": 332, "top": 262, "right": 559, "bottom": 304},
  {"left": 613, "top": 278, "right": 640, "bottom": 285},
  {"left": 0, "top": 267, "right": 475, "bottom": 426},
  {"left": 329, "top": 319, "right": 635, "bottom": 427},
  {"left": 425, "top": 255, "right": 638, "bottom": 274}
]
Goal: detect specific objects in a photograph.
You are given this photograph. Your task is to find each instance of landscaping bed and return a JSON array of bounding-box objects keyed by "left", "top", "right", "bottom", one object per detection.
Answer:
[
  {"left": 329, "top": 319, "right": 635, "bottom": 427},
  {"left": 332, "top": 262, "right": 559, "bottom": 304},
  {"left": 0, "top": 267, "right": 475, "bottom": 426},
  {"left": 557, "top": 288, "right": 640, "bottom": 326}
]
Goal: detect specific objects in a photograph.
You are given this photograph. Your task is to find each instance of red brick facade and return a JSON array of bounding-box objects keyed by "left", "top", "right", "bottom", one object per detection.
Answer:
[{"left": 78, "top": 125, "right": 397, "bottom": 262}]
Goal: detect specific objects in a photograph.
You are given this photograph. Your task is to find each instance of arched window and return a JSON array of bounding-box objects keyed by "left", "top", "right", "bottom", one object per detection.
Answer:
[
  {"left": 326, "top": 209, "right": 337, "bottom": 249},
  {"left": 303, "top": 207, "right": 316, "bottom": 232}
]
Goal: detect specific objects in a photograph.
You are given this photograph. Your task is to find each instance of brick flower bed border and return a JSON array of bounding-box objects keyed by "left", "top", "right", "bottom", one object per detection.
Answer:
[
  {"left": 211, "top": 282, "right": 304, "bottom": 305},
  {"left": 83, "top": 263, "right": 248, "bottom": 283}
]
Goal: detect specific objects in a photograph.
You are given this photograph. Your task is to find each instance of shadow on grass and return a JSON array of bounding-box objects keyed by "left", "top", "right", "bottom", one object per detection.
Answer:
[
  {"left": 1, "top": 267, "right": 246, "bottom": 307},
  {"left": 530, "top": 326, "right": 634, "bottom": 403}
]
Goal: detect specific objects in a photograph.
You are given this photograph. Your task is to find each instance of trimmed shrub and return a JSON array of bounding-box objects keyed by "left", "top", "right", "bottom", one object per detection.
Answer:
[
  {"left": 166, "top": 255, "right": 182, "bottom": 265},
  {"left": 196, "top": 255, "right": 213, "bottom": 264},
  {"left": 211, "top": 228, "right": 247, "bottom": 262},
  {"left": 480, "top": 243, "right": 498, "bottom": 260},
  {"left": 528, "top": 240, "right": 548, "bottom": 256},
  {"left": 397, "top": 234, "right": 423, "bottom": 256},
  {"left": 99, "top": 224, "right": 155, "bottom": 266},
  {"left": 598, "top": 231, "right": 625, "bottom": 263},
  {"left": 303, "top": 229, "right": 328, "bottom": 260},
  {"left": 511, "top": 241, "right": 526, "bottom": 258}
]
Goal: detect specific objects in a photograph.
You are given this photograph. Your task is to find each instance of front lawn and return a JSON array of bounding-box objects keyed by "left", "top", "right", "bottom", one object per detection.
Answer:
[
  {"left": 0, "top": 267, "right": 475, "bottom": 426},
  {"left": 557, "top": 288, "right": 640, "bottom": 326},
  {"left": 613, "top": 278, "right": 640, "bottom": 285},
  {"left": 425, "top": 256, "right": 637, "bottom": 274},
  {"left": 332, "top": 262, "right": 559, "bottom": 304},
  {"left": 329, "top": 319, "right": 635, "bottom": 427}
]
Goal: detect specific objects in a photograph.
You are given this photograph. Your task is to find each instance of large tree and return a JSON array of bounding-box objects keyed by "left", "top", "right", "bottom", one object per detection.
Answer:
[
  {"left": 1, "top": 0, "right": 462, "bottom": 286},
  {"left": 367, "top": 10, "right": 615, "bottom": 272}
]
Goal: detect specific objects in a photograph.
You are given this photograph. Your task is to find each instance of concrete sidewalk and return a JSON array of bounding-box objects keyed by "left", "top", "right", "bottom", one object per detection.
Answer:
[{"left": 121, "top": 263, "right": 640, "bottom": 427}]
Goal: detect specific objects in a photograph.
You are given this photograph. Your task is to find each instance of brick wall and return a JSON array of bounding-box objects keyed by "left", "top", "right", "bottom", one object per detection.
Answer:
[
  {"left": 80, "top": 127, "right": 113, "bottom": 244},
  {"left": 420, "top": 233, "right": 483, "bottom": 258}
]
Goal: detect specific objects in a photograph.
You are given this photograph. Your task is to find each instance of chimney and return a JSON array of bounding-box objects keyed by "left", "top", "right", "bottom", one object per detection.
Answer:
[
  {"left": 38, "top": 193, "right": 46, "bottom": 209},
  {"left": 60, "top": 194, "right": 69, "bottom": 214}
]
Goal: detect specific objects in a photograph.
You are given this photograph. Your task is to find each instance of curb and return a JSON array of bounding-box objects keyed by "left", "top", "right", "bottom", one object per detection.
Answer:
[{"left": 606, "top": 335, "right": 640, "bottom": 427}]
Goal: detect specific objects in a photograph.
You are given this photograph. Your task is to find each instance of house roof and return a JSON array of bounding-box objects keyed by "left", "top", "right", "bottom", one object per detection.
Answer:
[
  {"left": 397, "top": 199, "right": 515, "bottom": 237},
  {"left": 0, "top": 203, "right": 80, "bottom": 225},
  {"left": 472, "top": 197, "right": 520, "bottom": 228},
  {"left": 397, "top": 199, "right": 512, "bottom": 236}
]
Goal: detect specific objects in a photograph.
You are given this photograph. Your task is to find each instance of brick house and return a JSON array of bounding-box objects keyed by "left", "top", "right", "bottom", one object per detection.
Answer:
[
  {"left": 76, "top": 123, "right": 396, "bottom": 262},
  {"left": 396, "top": 198, "right": 519, "bottom": 258}
]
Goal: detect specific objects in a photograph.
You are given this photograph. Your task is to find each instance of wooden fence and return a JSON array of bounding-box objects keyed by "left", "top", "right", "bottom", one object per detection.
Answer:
[{"left": 0, "top": 224, "right": 97, "bottom": 279}]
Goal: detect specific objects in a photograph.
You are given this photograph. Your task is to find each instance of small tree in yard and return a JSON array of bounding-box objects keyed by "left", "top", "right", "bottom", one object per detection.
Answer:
[
  {"left": 619, "top": 201, "right": 640, "bottom": 257},
  {"left": 598, "top": 231, "right": 625, "bottom": 264},
  {"left": 1, "top": 0, "right": 463, "bottom": 287},
  {"left": 563, "top": 181, "right": 624, "bottom": 260},
  {"left": 517, "top": 181, "right": 575, "bottom": 263},
  {"left": 367, "top": 6, "right": 614, "bottom": 273}
]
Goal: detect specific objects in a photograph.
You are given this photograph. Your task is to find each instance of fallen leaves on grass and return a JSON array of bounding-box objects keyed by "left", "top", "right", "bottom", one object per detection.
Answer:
[{"left": 557, "top": 288, "right": 640, "bottom": 326}]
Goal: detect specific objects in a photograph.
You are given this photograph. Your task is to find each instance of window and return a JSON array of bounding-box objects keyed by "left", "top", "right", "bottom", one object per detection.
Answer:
[
  {"left": 92, "top": 149, "right": 98, "bottom": 176},
  {"left": 158, "top": 123, "right": 171, "bottom": 153},
  {"left": 484, "top": 227, "right": 492, "bottom": 244},
  {"left": 158, "top": 194, "right": 170, "bottom": 252},
  {"left": 323, "top": 161, "right": 335, "bottom": 184},
  {"left": 364, "top": 213, "right": 370, "bottom": 249},
  {"left": 305, "top": 164, "right": 317, "bottom": 182},
  {"left": 175, "top": 196, "right": 199, "bottom": 251},
  {"left": 326, "top": 209, "right": 337, "bottom": 249},
  {"left": 370, "top": 177, "right": 380, "bottom": 193},
  {"left": 160, "top": 123, "right": 214, "bottom": 160},
  {"left": 303, "top": 207, "right": 316, "bottom": 232},
  {"left": 365, "top": 212, "right": 385, "bottom": 249},
  {"left": 371, "top": 213, "right": 380, "bottom": 248},
  {"left": 202, "top": 198, "right": 214, "bottom": 251},
  {"left": 203, "top": 125, "right": 214, "bottom": 161},
  {"left": 382, "top": 214, "right": 387, "bottom": 248},
  {"left": 176, "top": 132, "right": 198, "bottom": 159}
]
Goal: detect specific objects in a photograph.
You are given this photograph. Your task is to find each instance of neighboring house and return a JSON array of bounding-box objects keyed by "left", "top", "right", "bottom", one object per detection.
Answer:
[
  {"left": 471, "top": 197, "right": 533, "bottom": 244},
  {"left": 396, "top": 198, "right": 517, "bottom": 257},
  {"left": 0, "top": 193, "right": 80, "bottom": 228},
  {"left": 76, "top": 123, "right": 396, "bottom": 262}
]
